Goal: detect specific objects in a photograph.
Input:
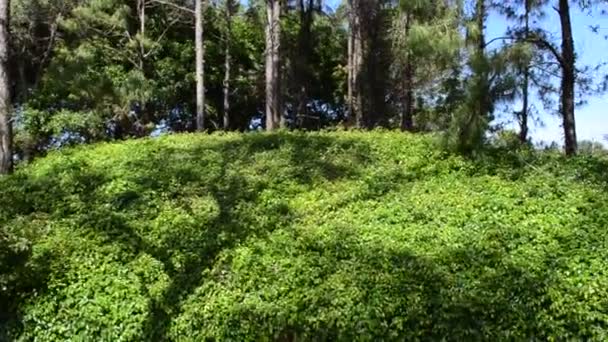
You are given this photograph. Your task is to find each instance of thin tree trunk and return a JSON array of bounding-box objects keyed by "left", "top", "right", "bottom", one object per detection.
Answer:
[
  {"left": 274, "top": 0, "right": 284, "bottom": 129},
  {"left": 0, "top": 0, "right": 12, "bottom": 174},
  {"left": 138, "top": 0, "right": 149, "bottom": 124},
  {"left": 350, "top": 0, "right": 364, "bottom": 128},
  {"left": 34, "top": 17, "right": 59, "bottom": 91},
  {"left": 265, "top": 0, "right": 272, "bottom": 130},
  {"left": 17, "top": 61, "right": 27, "bottom": 102},
  {"left": 139, "top": 0, "right": 145, "bottom": 70},
  {"left": 222, "top": 0, "right": 234, "bottom": 130},
  {"left": 519, "top": 0, "right": 530, "bottom": 143},
  {"left": 265, "top": 0, "right": 281, "bottom": 131},
  {"left": 559, "top": 0, "right": 576, "bottom": 155},
  {"left": 400, "top": 12, "right": 413, "bottom": 131},
  {"left": 520, "top": 67, "right": 529, "bottom": 142},
  {"left": 475, "top": 0, "right": 489, "bottom": 119},
  {"left": 346, "top": 0, "right": 354, "bottom": 125},
  {"left": 222, "top": 43, "right": 230, "bottom": 130},
  {"left": 402, "top": 60, "right": 414, "bottom": 131},
  {"left": 477, "top": 0, "right": 485, "bottom": 50},
  {"left": 295, "top": 0, "right": 312, "bottom": 129},
  {"left": 195, "top": 0, "right": 205, "bottom": 131},
  {"left": 458, "top": 0, "right": 488, "bottom": 150}
]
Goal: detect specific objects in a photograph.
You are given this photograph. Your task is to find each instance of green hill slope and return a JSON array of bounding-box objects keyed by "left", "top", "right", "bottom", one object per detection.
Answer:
[{"left": 2, "top": 131, "right": 608, "bottom": 340}]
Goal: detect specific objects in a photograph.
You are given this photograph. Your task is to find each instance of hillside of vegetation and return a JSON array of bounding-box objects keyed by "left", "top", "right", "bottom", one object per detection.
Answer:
[{"left": 1, "top": 131, "right": 608, "bottom": 340}]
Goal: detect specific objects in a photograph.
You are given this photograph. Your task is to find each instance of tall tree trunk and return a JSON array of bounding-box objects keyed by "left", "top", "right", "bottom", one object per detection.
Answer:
[
  {"left": 0, "top": 0, "right": 11, "bottom": 174},
  {"left": 265, "top": 0, "right": 281, "bottom": 131},
  {"left": 476, "top": 0, "right": 485, "bottom": 63},
  {"left": 475, "top": 0, "right": 489, "bottom": 121},
  {"left": 275, "top": 0, "right": 284, "bottom": 129},
  {"left": 195, "top": 0, "right": 205, "bottom": 131},
  {"left": 137, "top": 0, "right": 149, "bottom": 124},
  {"left": 367, "top": 11, "right": 388, "bottom": 128},
  {"left": 265, "top": 0, "right": 273, "bottom": 130},
  {"left": 33, "top": 16, "right": 59, "bottom": 92},
  {"left": 138, "top": 0, "right": 145, "bottom": 70},
  {"left": 559, "top": 0, "right": 577, "bottom": 155},
  {"left": 402, "top": 59, "right": 414, "bottom": 131},
  {"left": 17, "top": 61, "right": 27, "bottom": 103},
  {"left": 400, "top": 12, "right": 413, "bottom": 132},
  {"left": 458, "top": 0, "right": 488, "bottom": 151},
  {"left": 519, "top": 0, "right": 530, "bottom": 143},
  {"left": 222, "top": 0, "right": 234, "bottom": 130},
  {"left": 346, "top": 0, "right": 354, "bottom": 125},
  {"left": 194, "top": 0, "right": 205, "bottom": 132},
  {"left": 295, "top": 0, "right": 313, "bottom": 128},
  {"left": 349, "top": 0, "right": 364, "bottom": 128},
  {"left": 520, "top": 66, "right": 529, "bottom": 142}
]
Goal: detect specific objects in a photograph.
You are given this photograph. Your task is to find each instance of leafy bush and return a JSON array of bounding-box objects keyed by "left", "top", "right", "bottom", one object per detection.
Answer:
[{"left": 1, "top": 131, "right": 608, "bottom": 340}]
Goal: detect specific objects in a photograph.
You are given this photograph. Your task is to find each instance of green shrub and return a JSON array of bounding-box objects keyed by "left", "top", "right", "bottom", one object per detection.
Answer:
[{"left": 1, "top": 131, "right": 608, "bottom": 340}]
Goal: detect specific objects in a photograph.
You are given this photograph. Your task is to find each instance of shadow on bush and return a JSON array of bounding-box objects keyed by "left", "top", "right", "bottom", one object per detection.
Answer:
[
  {"left": 0, "top": 132, "right": 372, "bottom": 340},
  {"left": 462, "top": 141, "right": 608, "bottom": 190},
  {"left": 174, "top": 218, "right": 576, "bottom": 341},
  {"left": 1, "top": 132, "right": 607, "bottom": 340}
]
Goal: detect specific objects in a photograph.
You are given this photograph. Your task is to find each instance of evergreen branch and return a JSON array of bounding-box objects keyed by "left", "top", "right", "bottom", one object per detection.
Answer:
[
  {"left": 483, "top": 36, "right": 516, "bottom": 48},
  {"left": 150, "top": 0, "right": 194, "bottom": 14},
  {"left": 526, "top": 35, "right": 564, "bottom": 68}
]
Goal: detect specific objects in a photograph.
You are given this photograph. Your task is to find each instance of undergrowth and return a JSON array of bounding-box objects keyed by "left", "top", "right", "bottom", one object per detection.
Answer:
[{"left": 1, "top": 131, "right": 608, "bottom": 341}]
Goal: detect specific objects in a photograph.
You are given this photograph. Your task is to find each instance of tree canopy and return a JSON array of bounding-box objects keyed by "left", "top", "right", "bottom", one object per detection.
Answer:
[{"left": 0, "top": 0, "right": 604, "bottom": 168}]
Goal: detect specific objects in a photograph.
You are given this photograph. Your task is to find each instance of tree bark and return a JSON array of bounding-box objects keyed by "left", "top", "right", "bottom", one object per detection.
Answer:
[
  {"left": 400, "top": 12, "right": 413, "bottom": 132},
  {"left": 475, "top": 0, "right": 489, "bottom": 120},
  {"left": 275, "top": 0, "right": 285, "bottom": 129},
  {"left": 0, "top": 0, "right": 11, "bottom": 174},
  {"left": 295, "top": 0, "right": 313, "bottom": 128},
  {"left": 346, "top": 0, "right": 354, "bottom": 126},
  {"left": 265, "top": 0, "right": 282, "bottom": 131},
  {"left": 559, "top": 0, "right": 577, "bottom": 155},
  {"left": 195, "top": 0, "right": 205, "bottom": 131},
  {"left": 265, "top": 0, "right": 273, "bottom": 130},
  {"left": 477, "top": 0, "right": 485, "bottom": 51},
  {"left": 17, "top": 61, "right": 27, "bottom": 103},
  {"left": 402, "top": 60, "right": 414, "bottom": 131},
  {"left": 520, "top": 65, "right": 529, "bottom": 143},
  {"left": 348, "top": 0, "right": 365, "bottom": 128},
  {"left": 33, "top": 16, "right": 59, "bottom": 92},
  {"left": 138, "top": 0, "right": 146, "bottom": 70},
  {"left": 519, "top": 0, "right": 530, "bottom": 143},
  {"left": 222, "top": 0, "right": 234, "bottom": 130},
  {"left": 137, "top": 0, "right": 149, "bottom": 124}
]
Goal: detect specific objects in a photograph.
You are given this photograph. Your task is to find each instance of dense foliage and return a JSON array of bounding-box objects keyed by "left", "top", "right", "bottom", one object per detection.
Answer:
[
  {"left": 2, "top": 131, "right": 608, "bottom": 340},
  {"left": 3, "top": 0, "right": 606, "bottom": 169}
]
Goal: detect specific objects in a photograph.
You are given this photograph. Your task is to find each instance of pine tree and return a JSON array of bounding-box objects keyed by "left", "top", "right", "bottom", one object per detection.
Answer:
[
  {"left": 448, "top": 0, "right": 491, "bottom": 154},
  {"left": 520, "top": 0, "right": 606, "bottom": 155},
  {"left": 347, "top": 0, "right": 390, "bottom": 129},
  {"left": 392, "top": 0, "right": 462, "bottom": 131}
]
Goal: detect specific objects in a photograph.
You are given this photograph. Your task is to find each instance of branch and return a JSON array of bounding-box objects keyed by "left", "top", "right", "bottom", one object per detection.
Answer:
[
  {"left": 150, "top": 0, "right": 194, "bottom": 14},
  {"left": 144, "top": 18, "right": 180, "bottom": 58},
  {"left": 529, "top": 60, "right": 561, "bottom": 70},
  {"left": 483, "top": 36, "right": 516, "bottom": 48},
  {"left": 527, "top": 35, "right": 564, "bottom": 68},
  {"left": 36, "top": 16, "right": 61, "bottom": 83},
  {"left": 534, "top": 64, "right": 563, "bottom": 79}
]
